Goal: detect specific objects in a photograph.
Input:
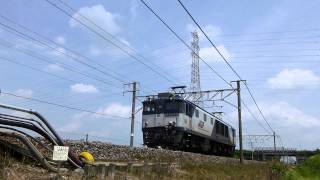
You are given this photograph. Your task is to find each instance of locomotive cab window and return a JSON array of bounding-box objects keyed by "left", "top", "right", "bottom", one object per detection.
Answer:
[
  {"left": 210, "top": 118, "right": 213, "bottom": 125},
  {"left": 203, "top": 113, "right": 207, "bottom": 121},
  {"left": 143, "top": 103, "right": 155, "bottom": 114},
  {"left": 195, "top": 109, "right": 199, "bottom": 117},
  {"left": 185, "top": 103, "right": 194, "bottom": 117}
]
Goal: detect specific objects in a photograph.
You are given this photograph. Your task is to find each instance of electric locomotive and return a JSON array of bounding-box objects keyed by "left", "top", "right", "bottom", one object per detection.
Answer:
[{"left": 142, "top": 92, "right": 236, "bottom": 156}]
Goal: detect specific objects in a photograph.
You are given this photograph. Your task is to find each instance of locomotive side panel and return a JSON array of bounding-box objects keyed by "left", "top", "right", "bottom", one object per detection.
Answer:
[{"left": 142, "top": 96, "right": 236, "bottom": 156}]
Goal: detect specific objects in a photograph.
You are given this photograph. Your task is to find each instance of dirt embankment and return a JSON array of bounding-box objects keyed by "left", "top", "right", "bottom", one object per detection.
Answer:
[
  {"left": 66, "top": 140, "right": 262, "bottom": 165},
  {"left": 0, "top": 139, "right": 279, "bottom": 179}
]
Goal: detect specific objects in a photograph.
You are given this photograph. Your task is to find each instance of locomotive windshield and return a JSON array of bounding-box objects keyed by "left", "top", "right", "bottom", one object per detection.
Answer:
[
  {"left": 165, "top": 101, "right": 179, "bottom": 113},
  {"left": 143, "top": 99, "right": 187, "bottom": 115},
  {"left": 143, "top": 103, "right": 155, "bottom": 113}
]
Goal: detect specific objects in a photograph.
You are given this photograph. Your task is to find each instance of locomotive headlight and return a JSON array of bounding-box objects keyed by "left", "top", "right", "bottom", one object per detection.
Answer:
[{"left": 168, "top": 121, "right": 176, "bottom": 126}]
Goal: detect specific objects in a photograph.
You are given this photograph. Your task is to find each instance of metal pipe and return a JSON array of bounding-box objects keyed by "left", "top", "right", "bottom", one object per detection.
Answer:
[
  {"left": 0, "top": 125, "right": 52, "bottom": 152},
  {"left": 0, "top": 117, "right": 82, "bottom": 168},
  {"left": 0, "top": 131, "right": 58, "bottom": 172},
  {"left": 0, "top": 103, "right": 83, "bottom": 167}
]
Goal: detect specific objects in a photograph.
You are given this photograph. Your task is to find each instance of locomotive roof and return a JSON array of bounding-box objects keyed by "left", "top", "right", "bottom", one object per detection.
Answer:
[{"left": 143, "top": 93, "right": 235, "bottom": 130}]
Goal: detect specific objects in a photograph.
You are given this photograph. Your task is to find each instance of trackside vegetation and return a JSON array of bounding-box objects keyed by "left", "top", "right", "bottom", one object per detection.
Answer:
[{"left": 284, "top": 153, "right": 320, "bottom": 179}]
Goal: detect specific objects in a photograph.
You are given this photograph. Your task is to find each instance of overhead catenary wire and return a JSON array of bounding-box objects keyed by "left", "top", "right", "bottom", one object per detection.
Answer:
[
  {"left": 177, "top": 0, "right": 275, "bottom": 133},
  {"left": 0, "top": 91, "right": 129, "bottom": 120}
]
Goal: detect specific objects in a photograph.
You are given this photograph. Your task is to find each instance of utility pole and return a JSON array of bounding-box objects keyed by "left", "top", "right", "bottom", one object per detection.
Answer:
[
  {"left": 232, "top": 80, "right": 245, "bottom": 164},
  {"left": 130, "top": 82, "right": 137, "bottom": 147},
  {"left": 123, "top": 82, "right": 138, "bottom": 147}
]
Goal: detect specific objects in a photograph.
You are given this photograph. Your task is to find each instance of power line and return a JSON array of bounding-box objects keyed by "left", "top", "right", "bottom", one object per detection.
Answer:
[
  {"left": 241, "top": 100, "right": 272, "bottom": 134},
  {"left": 45, "top": 0, "right": 178, "bottom": 86},
  {"left": 224, "top": 40, "right": 319, "bottom": 47},
  {"left": 243, "top": 82, "right": 274, "bottom": 132},
  {"left": 220, "top": 35, "right": 320, "bottom": 43},
  {"left": 0, "top": 15, "right": 153, "bottom": 95},
  {"left": 217, "top": 28, "right": 320, "bottom": 37},
  {"left": 0, "top": 38, "right": 122, "bottom": 88},
  {"left": 0, "top": 14, "right": 127, "bottom": 83},
  {"left": 177, "top": 0, "right": 275, "bottom": 133},
  {"left": 139, "top": 0, "right": 275, "bottom": 135},
  {"left": 56, "top": 0, "right": 180, "bottom": 86},
  {"left": 231, "top": 54, "right": 320, "bottom": 59},
  {"left": 0, "top": 90, "right": 129, "bottom": 119},
  {"left": 0, "top": 56, "right": 78, "bottom": 83},
  {"left": 232, "top": 48, "right": 320, "bottom": 54},
  {"left": 0, "top": 21, "right": 126, "bottom": 87},
  {"left": 177, "top": 0, "right": 242, "bottom": 79},
  {"left": 0, "top": 56, "right": 125, "bottom": 100},
  {"left": 139, "top": 0, "right": 230, "bottom": 86}
]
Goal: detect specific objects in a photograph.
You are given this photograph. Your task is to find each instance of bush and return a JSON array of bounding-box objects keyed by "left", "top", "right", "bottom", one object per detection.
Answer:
[{"left": 285, "top": 153, "right": 320, "bottom": 179}]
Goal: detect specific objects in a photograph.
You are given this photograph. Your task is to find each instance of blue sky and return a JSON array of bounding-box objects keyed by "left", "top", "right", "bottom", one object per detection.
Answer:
[{"left": 0, "top": 0, "right": 319, "bottom": 150}]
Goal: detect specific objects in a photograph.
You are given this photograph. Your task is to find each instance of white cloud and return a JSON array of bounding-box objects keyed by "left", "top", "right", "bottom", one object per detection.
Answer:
[
  {"left": 200, "top": 45, "right": 231, "bottom": 62},
  {"left": 95, "top": 103, "right": 131, "bottom": 118},
  {"left": 227, "top": 101, "right": 320, "bottom": 149},
  {"left": 70, "top": 83, "right": 98, "bottom": 93},
  {"left": 44, "top": 64, "right": 63, "bottom": 72},
  {"left": 69, "top": 4, "right": 121, "bottom": 34},
  {"left": 261, "top": 102, "right": 320, "bottom": 128},
  {"left": 55, "top": 36, "right": 66, "bottom": 45},
  {"left": 14, "top": 89, "right": 33, "bottom": 98},
  {"left": 267, "top": 68, "right": 320, "bottom": 89},
  {"left": 186, "top": 24, "right": 222, "bottom": 42},
  {"left": 58, "top": 102, "right": 130, "bottom": 135},
  {"left": 258, "top": 102, "right": 320, "bottom": 149},
  {"left": 69, "top": 4, "right": 134, "bottom": 59}
]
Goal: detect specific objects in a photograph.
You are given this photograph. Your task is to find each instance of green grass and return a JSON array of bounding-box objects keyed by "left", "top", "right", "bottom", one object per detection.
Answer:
[
  {"left": 285, "top": 153, "right": 320, "bottom": 180},
  {"left": 172, "top": 161, "right": 278, "bottom": 180}
]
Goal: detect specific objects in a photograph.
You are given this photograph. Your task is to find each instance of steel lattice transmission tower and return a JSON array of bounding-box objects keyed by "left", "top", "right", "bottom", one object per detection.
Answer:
[{"left": 190, "top": 30, "right": 202, "bottom": 106}]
